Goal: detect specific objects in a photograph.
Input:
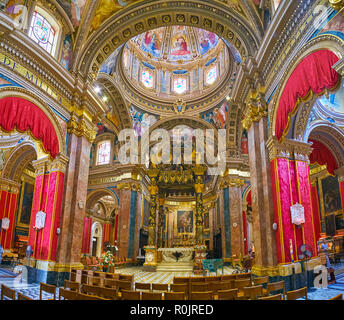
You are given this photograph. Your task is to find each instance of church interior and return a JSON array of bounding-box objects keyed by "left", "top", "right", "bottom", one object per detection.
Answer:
[{"left": 0, "top": 0, "right": 344, "bottom": 302}]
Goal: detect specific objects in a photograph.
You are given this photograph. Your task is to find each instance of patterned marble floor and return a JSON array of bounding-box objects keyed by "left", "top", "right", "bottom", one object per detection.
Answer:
[{"left": 0, "top": 266, "right": 343, "bottom": 300}]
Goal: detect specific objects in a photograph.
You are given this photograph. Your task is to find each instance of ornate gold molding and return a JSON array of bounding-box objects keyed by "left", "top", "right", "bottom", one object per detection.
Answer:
[
  {"left": 220, "top": 176, "right": 245, "bottom": 189},
  {"left": 67, "top": 113, "right": 98, "bottom": 144},
  {"left": 266, "top": 137, "right": 313, "bottom": 163},
  {"left": 328, "top": 0, "right": 344, "bottom": 12},
  {"left": 47, "top": 154, "right": 69, "bottom": 173},
  {"left": 0, "top": 178, "right": 20, "bottom": 194},
  {"left": 242, "top": 93, "right": 267, "bottom": 131},
  {"left": 117, "top": 182, "right": 142, "bottom": 192}
]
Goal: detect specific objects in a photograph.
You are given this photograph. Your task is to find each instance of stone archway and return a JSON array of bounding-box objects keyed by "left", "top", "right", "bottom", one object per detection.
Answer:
[{"left": 77, "top": 0, "right": 260, "bottom": 80}]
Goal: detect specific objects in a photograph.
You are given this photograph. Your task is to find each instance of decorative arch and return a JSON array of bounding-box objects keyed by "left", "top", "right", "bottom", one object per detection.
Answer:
[
  {"left": 90, "top": 221, "right": 103, "bottom": 257},
  {"left": 269, "top": 35, "right": 344, "bottom": 140},
  {"left": 306, "top": 123, "right": 344, "bottom": 171},
  {"left": 1, "top": 141, "right": 37, "bottom": 183},
  {"left": 77, "top": 0, "right": 260, "bottom": 79},
  {"left": 96, "top": 73, "right": 132, "bottom": 131},
  {"left": 86, "top": 188, "right": 118, "bottom": 211},
  {"left": 0, "top": 88, "right": 67, "bottom": 157}
]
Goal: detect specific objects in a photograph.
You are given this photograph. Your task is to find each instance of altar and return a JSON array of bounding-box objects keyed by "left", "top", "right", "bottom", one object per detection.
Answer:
[{"left": 156, "top": 247, "right": 194, "bottom": 272}]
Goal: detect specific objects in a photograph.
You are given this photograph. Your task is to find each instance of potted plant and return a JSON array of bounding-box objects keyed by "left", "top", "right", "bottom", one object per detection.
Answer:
[{"left": 99, "top": 251, "right": 114, "bottom": 272}]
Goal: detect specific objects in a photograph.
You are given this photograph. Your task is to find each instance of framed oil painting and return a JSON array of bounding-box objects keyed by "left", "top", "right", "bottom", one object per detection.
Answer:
[
  {"left": 176, "top": 210, "right": 194, "bottom": 234},
  {"left": 17, "top": 181, "right": 34, "bottom": 227},
  {"left": 320, "top": 175, "right": 342, "bottom": 215}
]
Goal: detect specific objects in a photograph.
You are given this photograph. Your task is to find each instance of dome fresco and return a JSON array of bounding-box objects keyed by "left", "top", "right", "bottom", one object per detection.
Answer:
[
  {"left": 120, "top": 25, "right": 232, "bottom": 101},
  {"left": 131, "top": 26, "right": 220, "bottom": 64}
]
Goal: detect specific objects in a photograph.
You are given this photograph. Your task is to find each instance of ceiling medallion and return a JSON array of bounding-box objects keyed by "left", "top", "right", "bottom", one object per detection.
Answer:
[{"left": 173, "top": 99, "right": 187, "bottom": 114}]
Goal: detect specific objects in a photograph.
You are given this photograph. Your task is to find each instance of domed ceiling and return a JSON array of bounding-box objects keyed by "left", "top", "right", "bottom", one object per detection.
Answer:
[
  {"left": 131, "top": 26, "right": 221, "bottom": 64},
  {"left": 120, "top": 25, "right": 232, "bottom": 102}
]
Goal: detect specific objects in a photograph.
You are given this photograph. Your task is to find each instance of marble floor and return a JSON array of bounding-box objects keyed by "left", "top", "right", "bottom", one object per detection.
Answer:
[{"left": 0, "top": 265, "right": 343, "bottom": 300}]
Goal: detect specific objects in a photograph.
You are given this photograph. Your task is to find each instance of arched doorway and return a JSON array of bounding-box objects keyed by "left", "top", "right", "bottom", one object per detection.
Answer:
[{"left": 90, "top": 221, "right": 103, "bottom": 257}]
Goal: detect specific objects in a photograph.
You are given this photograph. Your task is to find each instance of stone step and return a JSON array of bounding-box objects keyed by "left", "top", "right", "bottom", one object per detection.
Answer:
[{"left": 156, "top": 263, "right": 194, "bottom": 273}]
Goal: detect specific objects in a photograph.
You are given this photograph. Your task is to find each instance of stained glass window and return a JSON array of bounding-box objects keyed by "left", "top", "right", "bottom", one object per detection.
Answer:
[
  {"left": 206, "top": 66, "right": 217, "bottom": 85},
  {"left": 97, "top": 141, "right": 111, "bottom": 165},
  {"left": 142, "top": 70, "right": 153, "bottom": 88},
  {"left": 174, "top": 78, "right": 187, "bottom": 94},
  {"left": 29, "top": 11, "right": 56, "bottom": 55}
]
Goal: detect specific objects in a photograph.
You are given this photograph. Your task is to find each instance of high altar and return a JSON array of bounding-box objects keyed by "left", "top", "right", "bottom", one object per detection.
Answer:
[{"left": 143, "top": 165, "right": 208, "bottom": 273}]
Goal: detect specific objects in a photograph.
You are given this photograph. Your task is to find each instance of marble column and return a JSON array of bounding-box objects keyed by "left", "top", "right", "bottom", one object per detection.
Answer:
[
  {"left": 228, "top": 179, "right": 245, "bottom": 259},
  {"left": 244, "top": 101, "right": 278, "bottom": 275},
  {"left": 54, "top": 114, "right": 97, "bottom": 281},
  {"left": 0, "top": 178, "right": 20, "bottom": 251},
  {"left": 117, "top": 183, "right": 132, "bottom": 259}
]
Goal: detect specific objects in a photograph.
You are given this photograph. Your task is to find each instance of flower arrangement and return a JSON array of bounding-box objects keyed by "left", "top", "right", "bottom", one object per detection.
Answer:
[{"left": 99, "top": 251, "right": 115, "bottom": 268}]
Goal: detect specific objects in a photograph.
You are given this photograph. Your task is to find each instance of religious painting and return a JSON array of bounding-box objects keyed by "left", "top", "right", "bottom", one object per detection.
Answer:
[
  {"left": 177, "top": 210, "right": 193, "bottom": 234},
  {"left": 197, "top": 28, "right": 218, "bottom": 56},
  {"left": 321, "top": 175, "right": 342, "bottom": 215},
  {"left": 130, "top": 105, "right": 158, "bottom": 137},
  {"left": 17, "top": 182, "right": 34, "bottom": 227},
  {"left": 139, "top": 28, "right": 164, "bottom": 58},
  {"left": 1, "top": 0, "right": 26, "bottom": 19},
  {"left": 318, "top": 78, "right": 344, "bottom": 114},
  {"left": 142, "top": 198, "right": 150, "bottom": 228},
  {"left": 170, "top": 26, "right": 192, "bottom": 60},
  {"left": 113, "top": 135, "right": 119, "bottom": 161},
  {"left": 201, "top": 100, "right": 229, "bottom": 129},
  {"left": 241, "top": 129, "right": 248, "bottom": 155},
  {"left": 57, "top": 0, "right": 86, "bottom": 28},
  {"left": 204, "top": 212, "right": 209, "bottom": 229},
  {"left": 320, "top": 12, "right": 344, "bottom": 35},
  {"left": 325, "top": 214, "right": 336, "bottom": 237},
  {"left": 100, "top": 45, "right": 123, "bottom": 75},
  {"left": 60, "top": 34, "right": 73, "bottom": 71}
]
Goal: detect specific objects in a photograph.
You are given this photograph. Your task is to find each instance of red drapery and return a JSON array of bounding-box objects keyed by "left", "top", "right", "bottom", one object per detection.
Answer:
[
  {"left": 0, "top": 97, "right": 59, "bottom": 158},
  {"left": 275, "top": 50, "right": 339, "bottom": 141},
  {"left": 309, "top": 139, "right": 338, "bottom": 175}
]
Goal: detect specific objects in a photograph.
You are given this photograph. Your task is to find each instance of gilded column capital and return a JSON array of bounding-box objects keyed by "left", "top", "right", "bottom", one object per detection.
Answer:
[
  {"left": 266, "top": 137, "right": 313, "bottom": 163},
  {"left": 148, "top": 185, "right": 159, "bottom": 196},
  {"left": 328, "top": 0, "right": 344, "bottom": 12},
  {"left": 117, "top": 182, "right": 141, "bottom": 191},
  {"left": 242, "top": 94, "right": 268, "bottom": 131},
  {"left": 32, "top": 157, "right": 49, "bottom": 176},
  {"left": 220, "top": 175, "right": 245, "bottom": 189},
  {"left": 47, "top": 154, "right": 69, "bottom": 174},
  {"left": 67, "top": 113, "right": 98, "bottom": 144},
  {"left": 0, "top": 178, "right": 21, "bottom": 194}
]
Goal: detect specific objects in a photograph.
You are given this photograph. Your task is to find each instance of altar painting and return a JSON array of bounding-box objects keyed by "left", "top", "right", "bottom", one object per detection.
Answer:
[
  {"left": 176, "top": 210, "right": 194, "bottom": 234},
  {"left": 320, "top": 175, "right": 342, "bottom": 215}
]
